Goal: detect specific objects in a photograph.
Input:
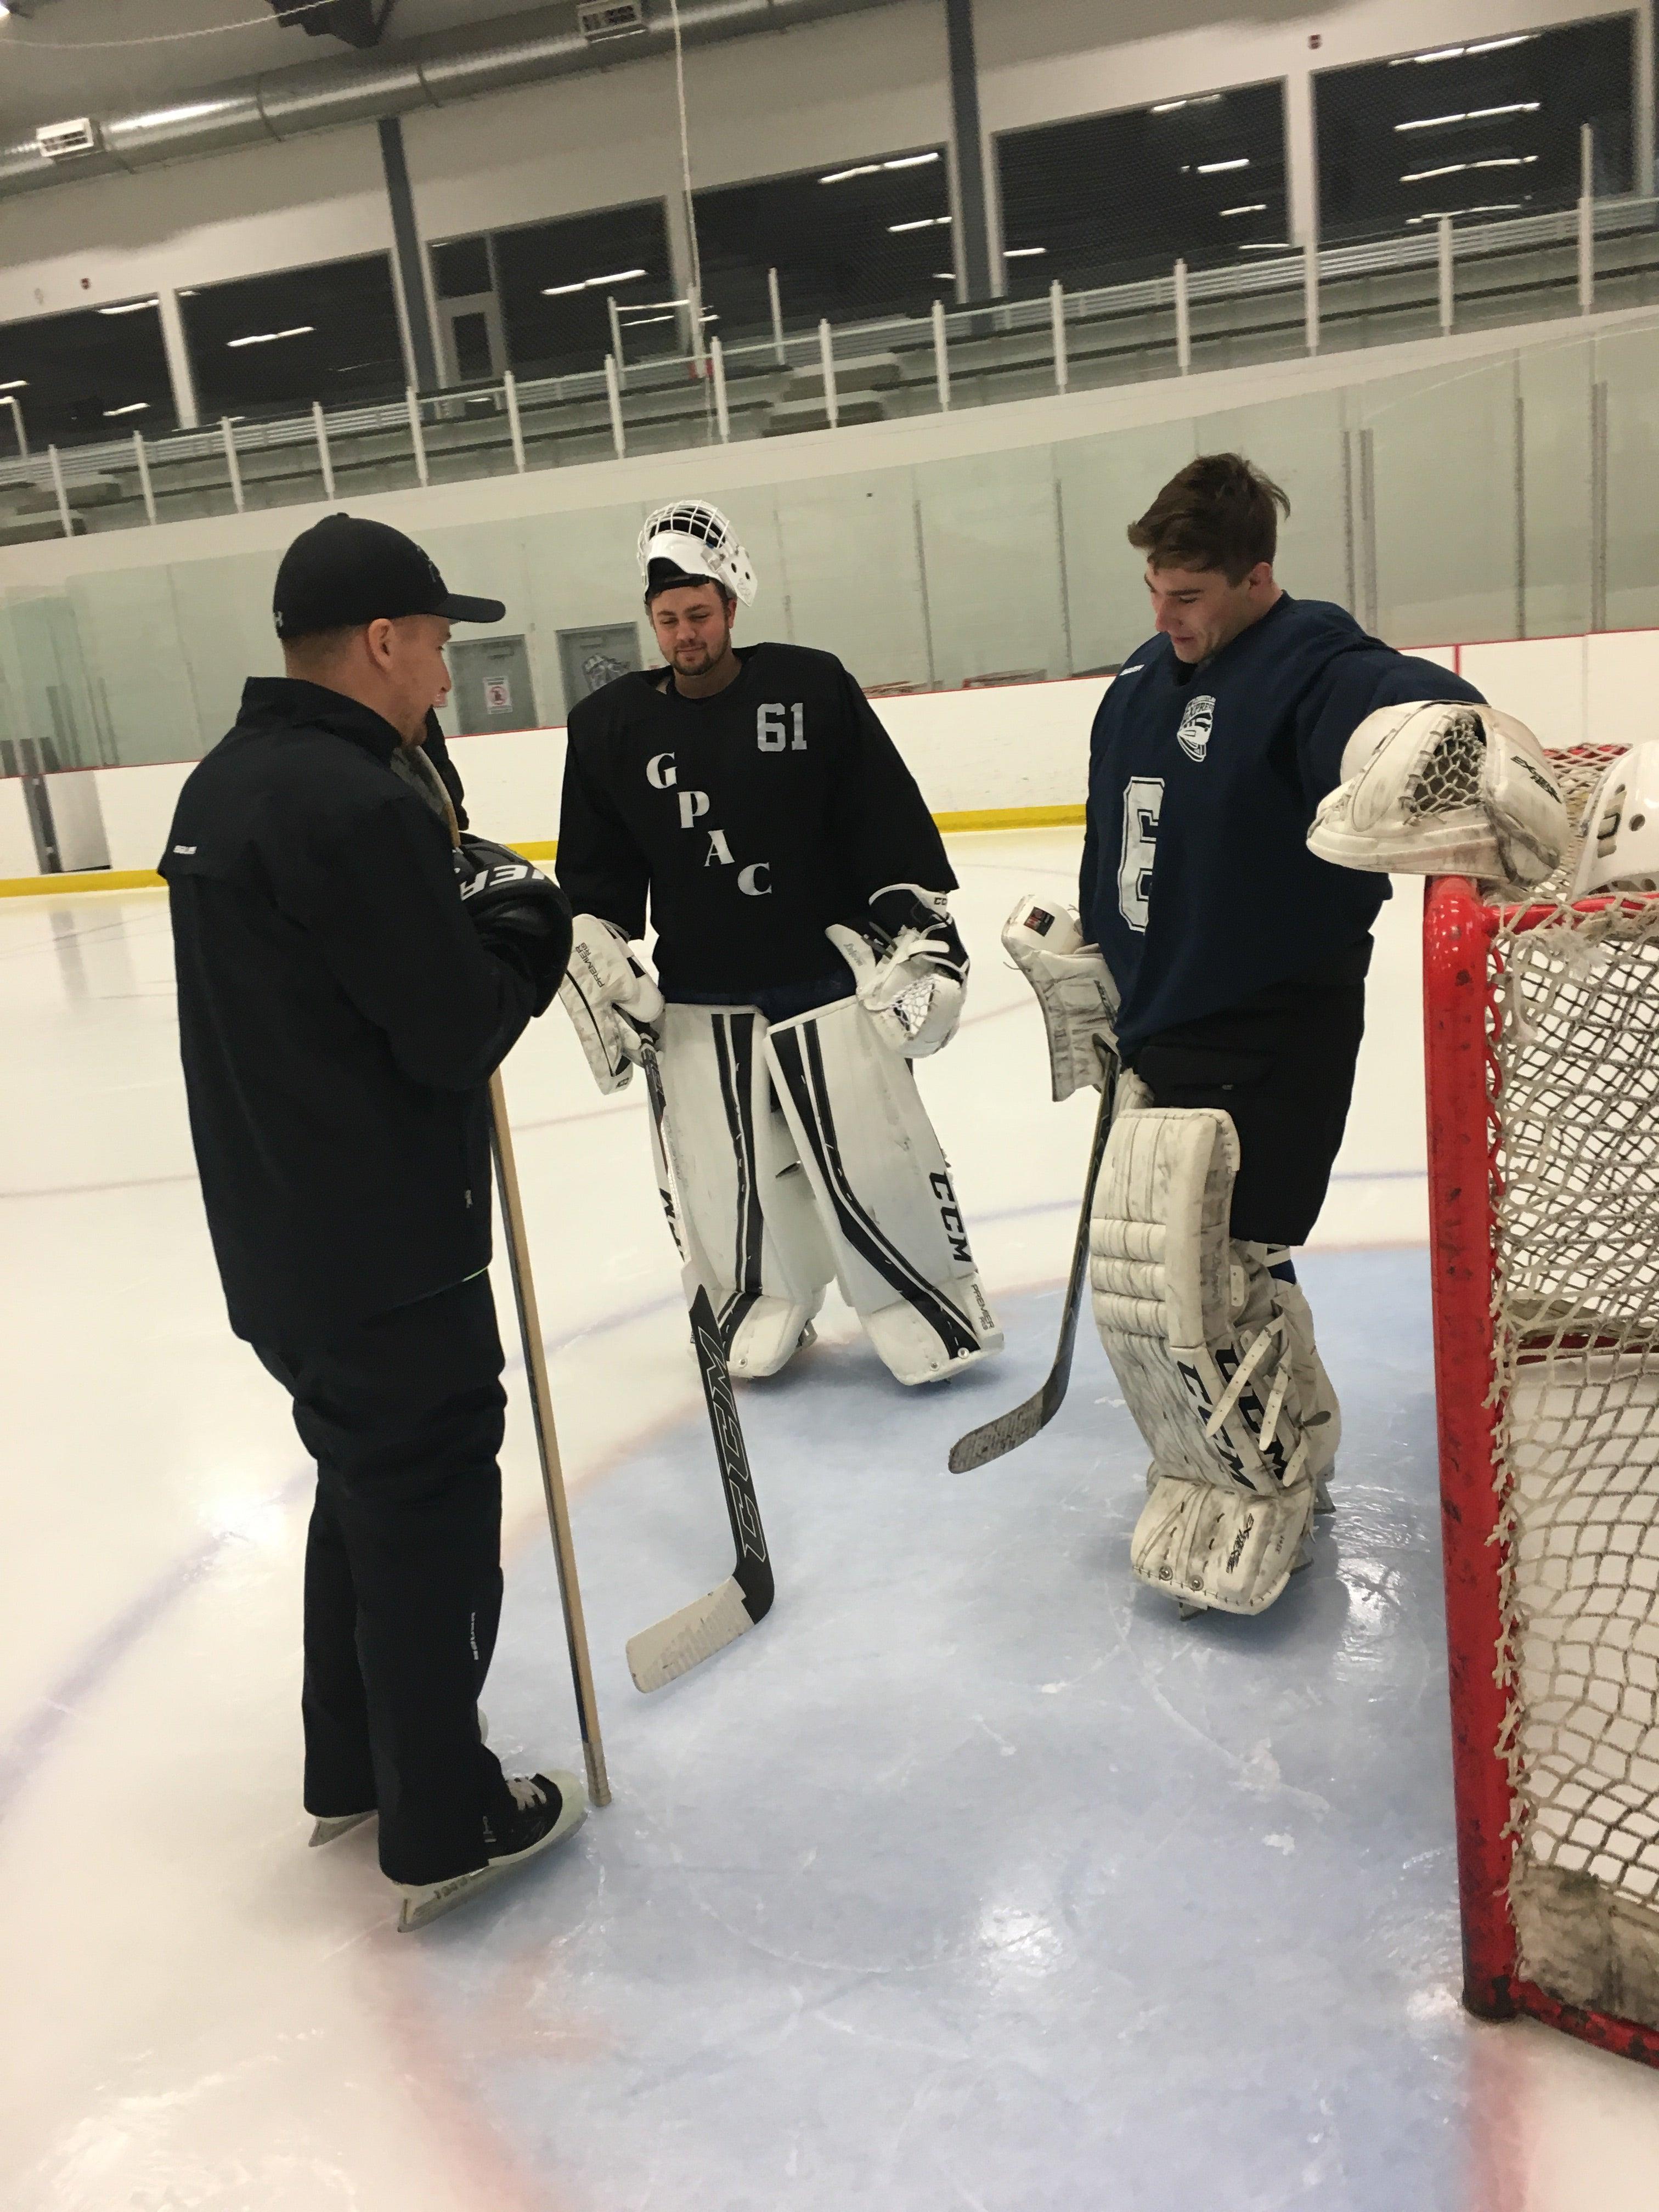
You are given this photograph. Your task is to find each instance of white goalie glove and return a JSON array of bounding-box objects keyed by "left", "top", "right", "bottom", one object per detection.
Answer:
[
  {"left": 557, "top": 913, "right": 665, "bottom": 1093},
  {"left": 1001, "top": 894, "right": 1119, "bottom": 1102},
  {"left": 1307, "top": 699, "right": 1567, "bottom": 887},
  {"left": 826, "top": 884, "right": 967, "bottom": 1058}
]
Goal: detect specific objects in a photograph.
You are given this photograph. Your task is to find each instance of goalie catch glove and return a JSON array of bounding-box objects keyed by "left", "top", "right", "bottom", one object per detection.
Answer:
[
  {"left": 1001, "top": 894, "right": 1119, "bottom": 1102},
  {"left": 1307, "top": 701, "right": 1567, "bottom": 888},
  {"left": 825, "top": 884, "right": 968, "bottom": 1058},
  {"left": 454, "top": 836, "right": 573, "bottom": 1015},
  {"left": 558, "top": 912, "right": 665, "bottom": 1093}
]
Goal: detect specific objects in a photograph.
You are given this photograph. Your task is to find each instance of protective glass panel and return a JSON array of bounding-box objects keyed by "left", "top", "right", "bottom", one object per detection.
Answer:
[
  {"left": 915, "top": 449, "right": 1069, "bottom": 689},
  {"left": 1359, "top": 356, "right": 1520, "bottom": 645}
]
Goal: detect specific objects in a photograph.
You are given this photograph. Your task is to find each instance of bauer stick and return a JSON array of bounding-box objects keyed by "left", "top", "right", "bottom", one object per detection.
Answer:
[
  {"left": 947, "top": 1039, "right": 1118, "bottom": 1472},
  {"left": 626, "top": 1032, "right": 775, "bottom": 1692},
  {"left": 408, "top": 748, "right": 610, "bottom": 1807}
]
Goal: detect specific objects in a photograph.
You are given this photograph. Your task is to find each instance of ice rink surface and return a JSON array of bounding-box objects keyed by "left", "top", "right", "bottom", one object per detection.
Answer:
[{"left": 4, "top": 826, "right": 1659, "bottom": 2211}]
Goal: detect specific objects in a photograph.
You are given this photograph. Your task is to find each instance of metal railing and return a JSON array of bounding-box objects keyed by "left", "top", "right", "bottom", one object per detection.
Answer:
[{"left": 4, "top": 190, "right": 1655, "bottom": 544}]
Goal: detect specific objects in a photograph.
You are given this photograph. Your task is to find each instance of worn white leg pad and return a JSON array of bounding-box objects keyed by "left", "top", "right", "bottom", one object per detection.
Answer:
[
  {"left": 652, "top": 1005, "right": 833, "bottom": 1378},
  {"left": 765, "top": 996, "right": 1001, "bottom": 1385},
  {"left": 1090, "top": 1107, "right": 1317, "bottom": 1616},
  {"left": 1267, "top": 1266, "right": 1341, "bottom": 1490}
]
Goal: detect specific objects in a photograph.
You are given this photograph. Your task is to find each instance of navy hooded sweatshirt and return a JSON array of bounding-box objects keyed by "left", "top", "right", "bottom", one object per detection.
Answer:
[{"left": 1079, "top": 594, "right": 1485, "bottom": 1058}]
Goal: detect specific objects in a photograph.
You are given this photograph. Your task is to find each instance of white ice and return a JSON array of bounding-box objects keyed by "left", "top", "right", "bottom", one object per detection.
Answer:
[{"left": 4, "top": 827, "right": 1659, "bottom": 2211}]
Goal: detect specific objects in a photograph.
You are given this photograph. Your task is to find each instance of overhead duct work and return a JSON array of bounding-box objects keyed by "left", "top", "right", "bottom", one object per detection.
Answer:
[{"left": 0, "top": 0, "right": 905, "bottom": 198}]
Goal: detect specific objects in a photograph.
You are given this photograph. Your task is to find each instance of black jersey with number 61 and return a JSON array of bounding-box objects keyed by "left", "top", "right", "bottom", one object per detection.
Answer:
[{"left": 557, "top": 642, "right": 954, "bottom": 995}]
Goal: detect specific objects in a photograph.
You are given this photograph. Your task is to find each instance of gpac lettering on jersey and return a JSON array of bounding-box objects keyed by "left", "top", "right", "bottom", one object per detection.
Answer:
[
  {"left": 757, "top": 703, "right": 807, "bottom": 753},
  {"left": 738, "top": 862, "right": 772, "bottom": 896},
  {"left": 704, "top": 830, "right": 736, "bottom": 867},
  {"left": 1118, "top": 774, "right": 1164, "bottom": 934},
  {"left": 646, "top": 751, "right": 678, "bottom": 789},
  {"left": 678, "top": 789, "right": 710, "bottom": 830}
]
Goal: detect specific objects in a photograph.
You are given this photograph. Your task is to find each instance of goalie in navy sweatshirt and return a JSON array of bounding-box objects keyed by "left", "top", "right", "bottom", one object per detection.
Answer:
[{"left": 1005, "top": 453, "right": 1485, "bottom": 1616}]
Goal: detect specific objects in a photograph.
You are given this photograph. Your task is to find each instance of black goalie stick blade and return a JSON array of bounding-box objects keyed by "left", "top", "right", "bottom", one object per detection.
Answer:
[
  {"left": 628, "top": 1283, "right": 775, "bottom": 1693},
  {"left": 947, "top": 1048, "right": 1119, "bottom": 1473}
]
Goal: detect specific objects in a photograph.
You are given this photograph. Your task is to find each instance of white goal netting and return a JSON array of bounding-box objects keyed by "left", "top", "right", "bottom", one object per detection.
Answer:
[{"left": 1487, "top": 749, "right": 1659, "bottom": 2024}]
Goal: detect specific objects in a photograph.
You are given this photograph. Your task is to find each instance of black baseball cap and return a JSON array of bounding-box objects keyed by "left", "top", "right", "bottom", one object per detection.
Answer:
[{"left": 272, "top": 513, "right": 505, "bottom": 640}]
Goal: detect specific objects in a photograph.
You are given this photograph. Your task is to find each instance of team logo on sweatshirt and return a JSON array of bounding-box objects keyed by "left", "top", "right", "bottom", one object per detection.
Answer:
[{"left": 1176, "top": 693, "right": 1216, "bottom": 763}]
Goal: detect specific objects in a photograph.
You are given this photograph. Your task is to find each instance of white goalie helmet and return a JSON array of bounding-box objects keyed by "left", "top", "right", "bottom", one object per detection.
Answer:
[
  {"left": 637, "top": 499, "right": 758, "bottom": 606},
  {"left": 1571, "top": 742, "right": 1659, "bottom": 899}
]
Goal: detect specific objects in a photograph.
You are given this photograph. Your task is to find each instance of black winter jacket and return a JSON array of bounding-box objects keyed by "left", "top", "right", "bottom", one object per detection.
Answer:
[{"left": 159, "top": 678, "right": 537, "bottom": 1348}]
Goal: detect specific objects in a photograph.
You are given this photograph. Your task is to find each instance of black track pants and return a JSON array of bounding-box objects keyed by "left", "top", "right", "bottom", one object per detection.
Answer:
[
  {"left": 1127, "top": 939, "right": 1372, "bottom": 1248},
  {"left": 256, "top": 1274, "right": 513, "bottom": 1886}
]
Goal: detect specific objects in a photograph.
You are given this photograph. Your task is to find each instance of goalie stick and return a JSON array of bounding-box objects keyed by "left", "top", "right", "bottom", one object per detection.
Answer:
[
  {"left": 627, "top": 1034, "right": 775, "bottom": 1692},
  {"left": 947, "top": 1040, "right": 1118, "bottom": 1472}
]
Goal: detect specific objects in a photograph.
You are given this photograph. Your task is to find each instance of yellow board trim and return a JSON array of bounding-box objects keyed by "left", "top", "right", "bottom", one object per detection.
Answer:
[
  {"left": 0, "top": 805, "right": 1085, "bottom": 900},
  {"left": 0, "top": 865, "right": 166, "bottom": 898}
]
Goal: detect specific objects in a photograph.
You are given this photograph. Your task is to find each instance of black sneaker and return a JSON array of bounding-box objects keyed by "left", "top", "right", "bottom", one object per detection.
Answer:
[{"left": 395, "top": 1770, "right": 586, "bottom": 1932}]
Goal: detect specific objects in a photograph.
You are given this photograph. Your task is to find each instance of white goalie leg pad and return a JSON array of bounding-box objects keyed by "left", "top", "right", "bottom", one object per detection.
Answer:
[
  {"left": 651, "top": 1005, "right": 834, "bottom": 1379},
  {"left": 764, "top": 996, "right": 1002, "bottom": 1386},
  {"left": 1089, "top": 1108, "right": 1317, "bottom": 1616}
]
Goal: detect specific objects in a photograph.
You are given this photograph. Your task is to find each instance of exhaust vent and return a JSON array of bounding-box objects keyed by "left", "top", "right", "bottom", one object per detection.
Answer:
[
  {"left": 577, "top": 1, "right": 648, "bottom": 41},
  {"left": 35, "top": 117, "right": 99, "bottom": 161}
]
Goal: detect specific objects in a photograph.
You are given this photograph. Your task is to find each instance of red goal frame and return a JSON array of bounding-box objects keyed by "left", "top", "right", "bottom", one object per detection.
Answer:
[{"left": 1424, "top": 872, "right": 1659, "bottom": 2067}]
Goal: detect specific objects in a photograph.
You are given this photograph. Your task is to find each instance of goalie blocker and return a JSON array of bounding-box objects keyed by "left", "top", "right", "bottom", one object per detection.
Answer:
[{"left": 648, "top": 995, "right": 1001, "bottom": 1387}]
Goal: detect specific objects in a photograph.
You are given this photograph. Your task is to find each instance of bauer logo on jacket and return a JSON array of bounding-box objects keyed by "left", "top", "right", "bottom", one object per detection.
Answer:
[{"left": 1176, "top": 693, "right": 1216, "bottom": 764}]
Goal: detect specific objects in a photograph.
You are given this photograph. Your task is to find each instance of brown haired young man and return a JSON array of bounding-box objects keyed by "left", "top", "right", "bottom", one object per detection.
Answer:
[
  {"left": 554, "top": 499, "right": 1001, "bottom": 1387},
  {"left": 1006, "top": 454, "right": 1489, "bottom": 1618}
]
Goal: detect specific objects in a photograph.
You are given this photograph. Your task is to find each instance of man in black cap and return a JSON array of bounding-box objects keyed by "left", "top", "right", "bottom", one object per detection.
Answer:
[{"left": 160, "top": 513, "right": 582, "bottom": 1931}]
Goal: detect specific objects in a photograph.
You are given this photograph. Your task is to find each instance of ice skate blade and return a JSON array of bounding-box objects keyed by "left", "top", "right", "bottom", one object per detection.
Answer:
[
  {"left": 1177, "top": 1597, "right": 1207, "bottom": 1621},
  {"left": 309, "top": 1810, "right": 374, "bottom": 1848},
  {"left": 396, "top": 1774, "right": 586, "bottom": 1932},
  {"left": 1314, "top": 1474, "right": 1335, "bottom": 1516}
]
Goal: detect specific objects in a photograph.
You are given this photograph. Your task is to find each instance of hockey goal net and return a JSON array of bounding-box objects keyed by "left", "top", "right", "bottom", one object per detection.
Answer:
[{"left": 1426, "top": 743, "right": 1659, "bottom": 2063}]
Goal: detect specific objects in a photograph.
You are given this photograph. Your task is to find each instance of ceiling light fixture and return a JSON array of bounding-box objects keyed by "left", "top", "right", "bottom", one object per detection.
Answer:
[
  {"left": 97, "top": 298, "right": 161, "bottom": 317},
  {"left": 1196, "top": 157, "right": 1250, "bottom": 174},
  {"left": 103, "top": 402, "right": 150, "bottom": 417},
  {"left": 883, "top": 151, "right": 940, "bottom": 169},
  {"left": 1396, "top": 102, "right": 1539, "bottom": 131},
  {"left": 542, "top": 267, "right": 647, "bottom": 297},
  {"left": 225, "top": 324, "right": 315, "bottom": 348},
  {"left": 1390, "top": 34, "right": 1533, "bottom": 64},
  {"left": 820, "top": 163, "right": 879, "bottom": 184},
  {"left": 0, "top": 379, "right": 26, "bottom": 392},
  {"left": 888, "top": 215, "right": 950, "bottom": 233},
  {"left": 1405, "top": 201, "right": 1526, "bottom": 224},
  {"left": 1003, "top": 246, "right": 1047, "bottom": 258},
  {"left": 1220, "top": 202, "right": 1268, "bottom": 216}
]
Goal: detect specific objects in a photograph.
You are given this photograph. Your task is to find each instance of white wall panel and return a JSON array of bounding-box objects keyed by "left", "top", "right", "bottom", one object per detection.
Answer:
[
  {"left": 0, "top": 773, "right": 36, "bottom": 876},
  {"left": 1463, "top": 636, "right": 1588, "bottom": 753},
  {"left": 94, "top": 760, "right": 192, "bottom": 874}
]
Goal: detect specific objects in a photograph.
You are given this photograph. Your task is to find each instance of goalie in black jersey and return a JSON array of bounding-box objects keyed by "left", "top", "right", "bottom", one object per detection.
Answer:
[{"left": 555, "top": 499, "right": 1001, "bottom": 1387}]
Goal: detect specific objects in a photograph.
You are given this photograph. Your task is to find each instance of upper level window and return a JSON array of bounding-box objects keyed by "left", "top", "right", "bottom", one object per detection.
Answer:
[
  {"left": 489, "top": 200, "right": 675, "bottom": 378},
  {"left": 181, "top": 255, "right": 405, "bottom": 417},
  {"left": 997, "top": 85, "right": 1291, "bottom": 294},
  {"left": 1316, "top": 15, "right": 1635, "bottom": 241},
  {"left": 692, "top": 148, "right": 954, "bottom": 337},
  {"left": 0, "top": 299, "right": 174, "bottom": 450}
]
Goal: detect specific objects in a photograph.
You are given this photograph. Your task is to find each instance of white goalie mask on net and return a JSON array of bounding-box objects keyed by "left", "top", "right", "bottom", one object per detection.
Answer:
[
  {"left": 637, "top": 500, "right": 758, "bottom": 607},
  {"left": 1571, "top": 742, "right": 1659, "bottom": 899}
]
